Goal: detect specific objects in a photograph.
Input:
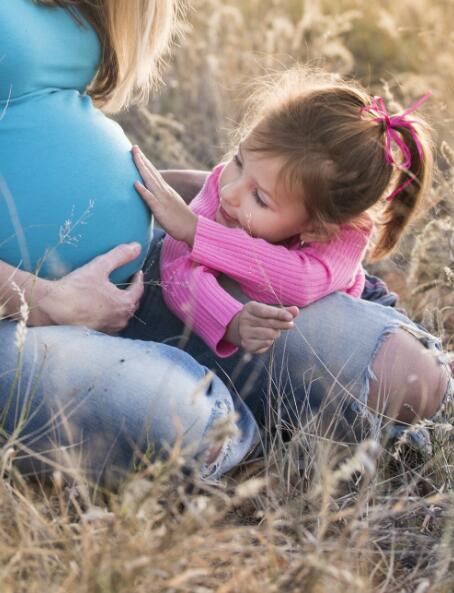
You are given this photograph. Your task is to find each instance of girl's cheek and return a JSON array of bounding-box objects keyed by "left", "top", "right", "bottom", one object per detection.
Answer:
[
  {"left": 222, "top": 160, "right": 236, "bottom": 182},
  {"left": 219, "top": 165, "right": 229, "bottom": 189}
]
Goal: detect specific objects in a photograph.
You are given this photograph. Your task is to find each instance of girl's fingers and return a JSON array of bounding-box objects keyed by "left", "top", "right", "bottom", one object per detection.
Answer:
[
  {"left": 247, "top": 316, "right": 294, "bottom": 330},
  {"left": 132, "top": 147, "right": 149, "bottom": 173},
  {"left": 133, "top": 147, "right": 164, "bottom": 187},
  {"left": 136, "top": 161, "right": 160, "bottom": 192},
  {"left": 255, "top": 345, "right": 273, "bottom": 355},
  {"left": 243, "top": 328, "right": 281, "bottom": 341},
  {"left": 246, "top": 301, "right": 295, "bottom": 322},
  {"left": 134, "top": 181, "right": 158, "bottom": 208},
  {"left": 245, "top": 339, "right": 275, "bottom": 354},
  {"left": 133, "top": 149, "right": 161, "bottom": 189}
]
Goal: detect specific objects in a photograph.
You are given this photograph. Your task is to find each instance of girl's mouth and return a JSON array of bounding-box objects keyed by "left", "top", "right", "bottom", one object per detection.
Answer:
[{"left": 217, "top": 206, "right": 237, "bottom": 225}]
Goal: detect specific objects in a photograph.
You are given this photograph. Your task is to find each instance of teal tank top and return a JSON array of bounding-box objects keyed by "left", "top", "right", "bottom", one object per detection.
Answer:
[{"left": 0, "top": 0, "right": 151, "bottom": 284}]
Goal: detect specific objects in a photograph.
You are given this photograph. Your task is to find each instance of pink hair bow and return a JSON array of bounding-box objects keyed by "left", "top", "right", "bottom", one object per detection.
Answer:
[{"left": 361, "top": 91, "right": 432, "bottom": 201}]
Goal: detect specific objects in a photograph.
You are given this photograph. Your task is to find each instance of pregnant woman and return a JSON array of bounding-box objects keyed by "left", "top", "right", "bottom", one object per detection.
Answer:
[
  {"left": 0, "top": 0, "right": 451, "bottom": 486},
  {"left": 0, "top": 0, "right": 258, "bottom": 485}
]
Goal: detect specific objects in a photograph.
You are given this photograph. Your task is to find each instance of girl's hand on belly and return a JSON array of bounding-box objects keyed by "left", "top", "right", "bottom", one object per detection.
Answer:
[
  {"left": 133, "top": 146, "right": 198, "bottom": 246},
  {"left": 37, "top": 243, "right": 144, "bottom": 334}
]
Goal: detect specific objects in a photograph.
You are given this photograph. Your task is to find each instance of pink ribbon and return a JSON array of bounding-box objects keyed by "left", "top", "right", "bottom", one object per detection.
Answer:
[{"left": 360, "top": 91, "right": 432, "bottom": 201}]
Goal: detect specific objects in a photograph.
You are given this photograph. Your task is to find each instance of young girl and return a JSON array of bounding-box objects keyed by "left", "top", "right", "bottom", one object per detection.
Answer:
[{"left": 133, "top": 68, "right": 433, "bottom": 361}]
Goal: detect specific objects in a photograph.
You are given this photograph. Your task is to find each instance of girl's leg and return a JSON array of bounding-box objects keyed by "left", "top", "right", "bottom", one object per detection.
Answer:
[
  {"left": 0, "top": 321, "right": 258, "bottom": 486},
  {"left": 368, "top": 329, "right": 450, "bottom": 423},
  {"left": 127, "top": 232, "right": 452, "bottom": 441},
  {"left": 236, "top": 295, "right": 452, "bottom": 440}
]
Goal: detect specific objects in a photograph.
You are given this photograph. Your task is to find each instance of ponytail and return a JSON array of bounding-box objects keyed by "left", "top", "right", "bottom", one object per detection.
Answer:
[{"left": 367, "top": 104, "right": 434, "bottom": 261}]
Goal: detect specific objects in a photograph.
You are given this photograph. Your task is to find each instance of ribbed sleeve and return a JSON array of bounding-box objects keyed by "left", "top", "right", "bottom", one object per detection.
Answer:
[
  {"left": 191, "top": 217, "right": 371, "bottom": 306},
  {"left": 161, "top": 258, "right": 243, "bottom": 357},
  {"left": 160, "top": 163, "right": 244, "bottom": 356}
]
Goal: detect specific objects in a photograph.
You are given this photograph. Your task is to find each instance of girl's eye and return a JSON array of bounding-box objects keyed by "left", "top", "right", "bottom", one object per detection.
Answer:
[
  {"left": 253, "top": 189, "right": 267, "bottom": 208},
  {"left": 233, "top": 153, "right": 243, "bottom": 168}
]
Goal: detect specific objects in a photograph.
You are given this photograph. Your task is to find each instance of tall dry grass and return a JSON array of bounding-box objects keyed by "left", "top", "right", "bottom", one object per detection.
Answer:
[
  {"left": 2, "top": 0, "right": 454, "bottom": 591},
  {"left": 1, "top": 411, "right": 454, "bottom": 592}
]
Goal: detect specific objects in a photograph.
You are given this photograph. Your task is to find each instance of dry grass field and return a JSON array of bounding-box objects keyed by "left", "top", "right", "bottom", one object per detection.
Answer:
[{"left": 1, "top": 1, "right": 454, "bottom": 591}]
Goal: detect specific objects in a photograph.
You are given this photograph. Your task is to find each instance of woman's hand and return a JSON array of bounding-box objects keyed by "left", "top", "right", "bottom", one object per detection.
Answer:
[
  {"left": 32, "top": 243, "right": 144, "bottom": 334},
  {"left": 132, "top": 146, "right": 198, "bottom": 246},
  {"left": 225, "top": 301, "right": 299, "bottom": 354}
]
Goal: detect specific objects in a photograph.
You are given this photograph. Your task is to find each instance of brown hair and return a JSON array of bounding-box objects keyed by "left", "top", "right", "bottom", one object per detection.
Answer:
[
  {"left": 241, "top": 68, "right": 434, "bottom": 260},
  {"left": 34, "top": 0, "right": 181, "bottom": 112}
]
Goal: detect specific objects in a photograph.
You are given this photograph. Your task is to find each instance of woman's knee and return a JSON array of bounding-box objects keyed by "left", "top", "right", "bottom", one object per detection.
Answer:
[
  {"left": 0, "top": 323, "right": 234, "bottom": 474},
  {"left": 368, "top": 329, "right": 450, "bottom": 423}
]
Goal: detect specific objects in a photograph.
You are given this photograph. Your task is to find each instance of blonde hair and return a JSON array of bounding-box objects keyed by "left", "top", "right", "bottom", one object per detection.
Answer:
[
  {"left": 241, "top": 68, "right": 434, "bottom": 260},
  {"left": 35, "top": 0, "right": 182, "bottom": 112}
]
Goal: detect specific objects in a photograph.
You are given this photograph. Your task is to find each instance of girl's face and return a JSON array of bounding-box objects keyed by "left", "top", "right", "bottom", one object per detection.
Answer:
[{"left": 217, "top": 142, "right": 311, "bottom": 243}]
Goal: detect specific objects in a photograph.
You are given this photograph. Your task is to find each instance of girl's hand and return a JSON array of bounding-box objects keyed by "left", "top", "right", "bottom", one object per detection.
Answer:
[
  {"left": 225, "top": 301, "right": 299, "bottom": 354},
  {"left": 33, "top": 243, "right": 144, "bottom": 334},
  {"left": 133, "top": 146, "right": 198, "bottom": 246},
  {"left": 160, "top": 170, "right": 209, "bottom": 205}
]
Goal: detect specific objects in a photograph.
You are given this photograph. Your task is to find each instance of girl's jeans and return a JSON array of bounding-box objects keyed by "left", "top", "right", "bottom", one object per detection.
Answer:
[
  {"left": 0, "top": 231, "right": 451, "bottom": 484},
  {"left": 123, "top": 231, "right": 453, "bottom": 444}
]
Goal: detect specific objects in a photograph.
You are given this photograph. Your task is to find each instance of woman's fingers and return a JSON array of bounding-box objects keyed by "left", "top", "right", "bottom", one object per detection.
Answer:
[
  {"left": 93, "top": 243, "right": 142, "bottom": 276},
  {"left": 52, "top": 252, "right": 144, "bottom": 333},
  {"left": 125, "top": 269, "right": 144, "bottom": 303},
  {"left": 108, "top": 273, "right": 144, "bottom": 333}
]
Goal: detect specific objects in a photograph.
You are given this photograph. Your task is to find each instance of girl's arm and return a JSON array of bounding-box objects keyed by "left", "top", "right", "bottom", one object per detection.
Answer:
[
  {"left": 134, "top": 147, "right": 370, "bottom": 308},
  {"left": 0, "top": 244, "right": 144, "bottom": 333},
  {"left": 189, "top": 218, "right": 371, "bottom": 306},
  {"left": 161, "top": 253, "right": 297, "bottom": 356},
  {"left": 160, "top": 256, "right": 243, "bottom": 357}
]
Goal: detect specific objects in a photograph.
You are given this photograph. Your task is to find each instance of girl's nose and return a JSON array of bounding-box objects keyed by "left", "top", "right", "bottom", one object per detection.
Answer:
[{"left": 220, "top": 180, "right": 241, "bottom": 207}]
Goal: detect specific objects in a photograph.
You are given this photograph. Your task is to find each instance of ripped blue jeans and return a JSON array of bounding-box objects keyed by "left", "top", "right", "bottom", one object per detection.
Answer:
[
  {"left": 0, "top": 232, "right": 452, "bottom": 485},
  {"left": 123, "top": 231, "right": 453, "bottom": 446},
  {"left": 0, "top": 322, "right": 259, "bottom": 485}
]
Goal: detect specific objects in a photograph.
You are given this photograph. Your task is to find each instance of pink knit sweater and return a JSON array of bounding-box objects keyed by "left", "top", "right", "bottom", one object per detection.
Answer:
[{"left": 160, "top": 163, "right": 372, "bottom": 357}]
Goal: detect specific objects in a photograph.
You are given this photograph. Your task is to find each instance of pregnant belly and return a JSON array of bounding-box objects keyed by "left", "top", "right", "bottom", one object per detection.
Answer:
[{"left": 0, "top": 90, "right": 151, "bottom": 284}]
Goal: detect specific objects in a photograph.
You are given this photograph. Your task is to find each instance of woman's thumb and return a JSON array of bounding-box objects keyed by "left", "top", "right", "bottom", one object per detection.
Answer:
[{"left": 97, "top": 243, "right": 142, "bottom": 275}]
